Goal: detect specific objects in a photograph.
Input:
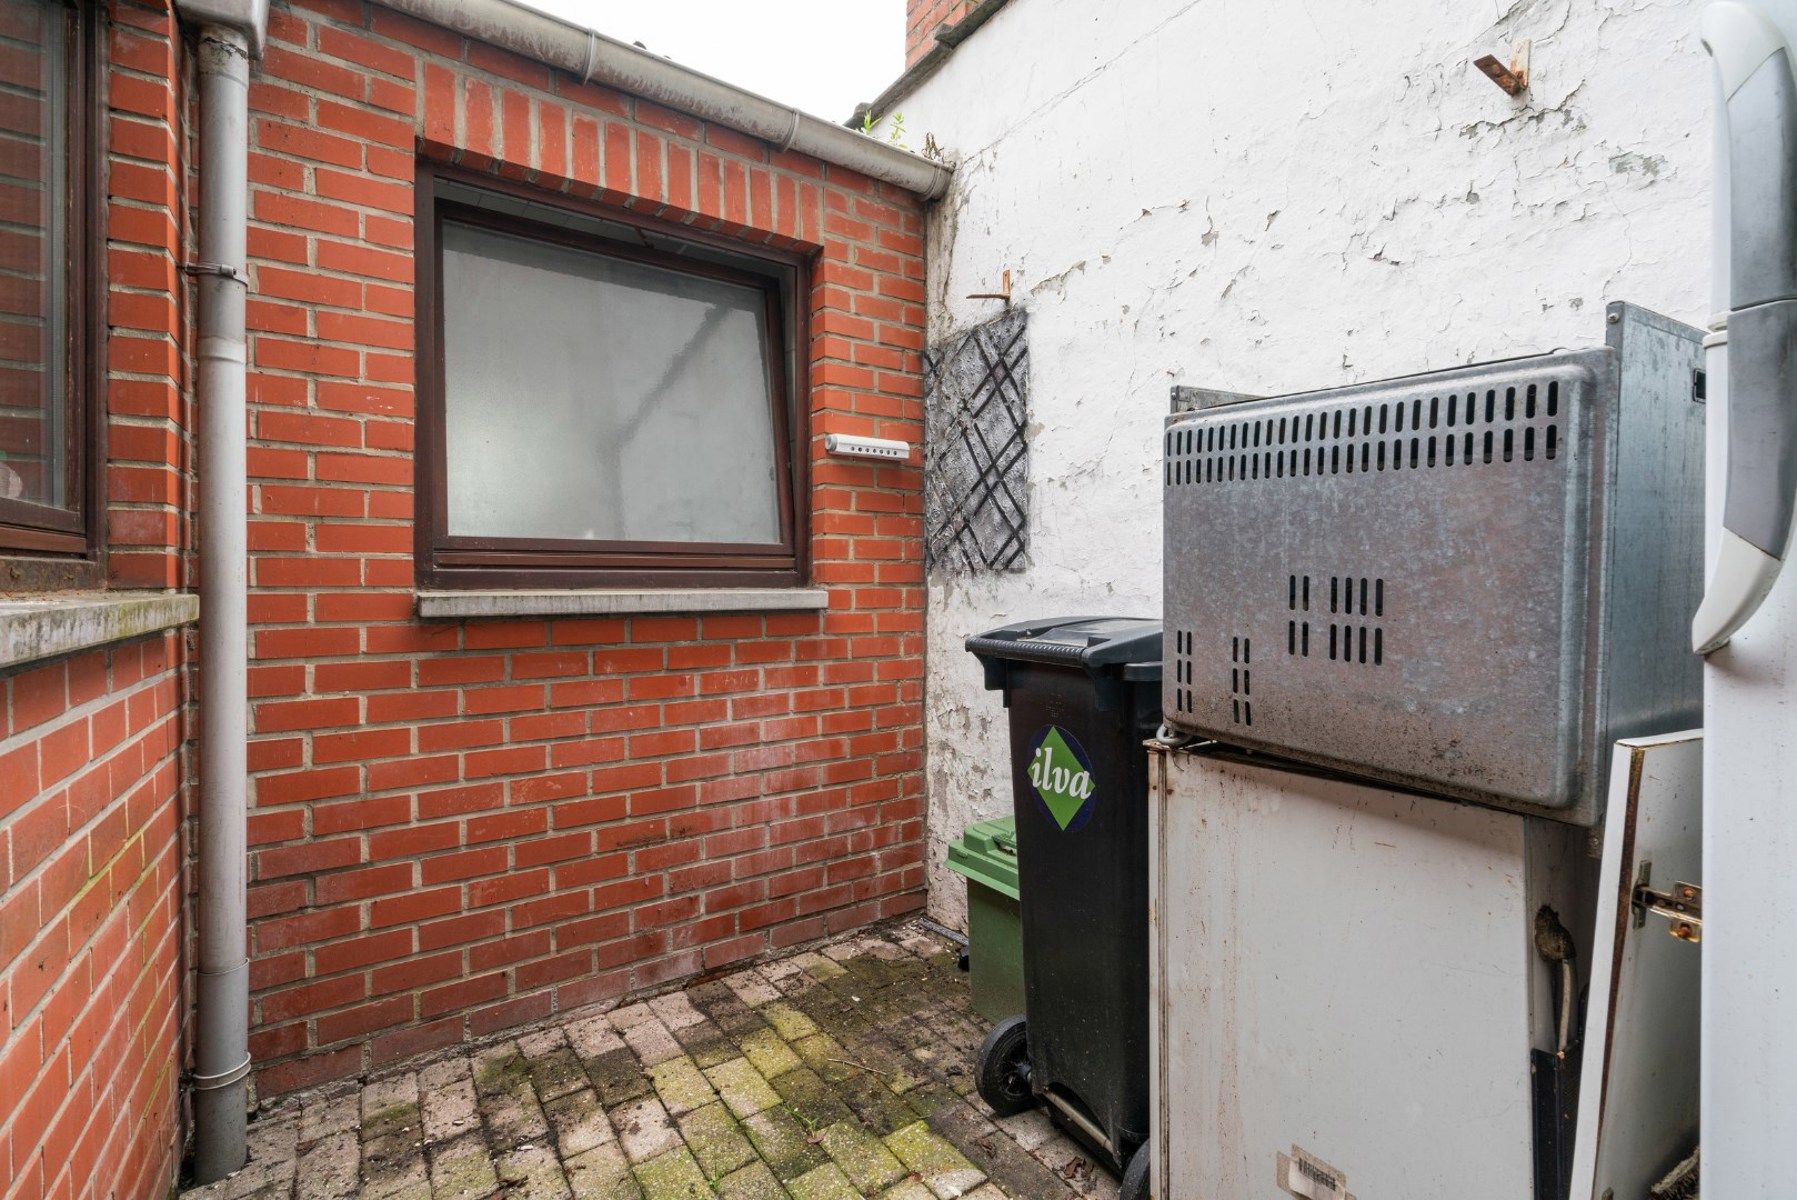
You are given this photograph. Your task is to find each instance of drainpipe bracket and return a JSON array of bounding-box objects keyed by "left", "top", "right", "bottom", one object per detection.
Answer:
[
  {"left": 184, "top": 260, "right": 246, "bottom": 283},
  {"left": 191, "top": 1051, "right": 253, "bottom": 1091}
]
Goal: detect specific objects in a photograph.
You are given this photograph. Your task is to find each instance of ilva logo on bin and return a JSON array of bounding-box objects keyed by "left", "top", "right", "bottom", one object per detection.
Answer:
[{"left": 1026, "top": 725, "right": 1097, "bottom": 832}]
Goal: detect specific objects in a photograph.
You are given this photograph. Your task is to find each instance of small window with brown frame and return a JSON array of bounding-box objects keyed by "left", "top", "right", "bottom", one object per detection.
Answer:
[
  {"left": 415, "top": 166, "right": 811, "bottom": 590},
  {"left": 0, "top": 0, "right": 100, "bottom": 579}
]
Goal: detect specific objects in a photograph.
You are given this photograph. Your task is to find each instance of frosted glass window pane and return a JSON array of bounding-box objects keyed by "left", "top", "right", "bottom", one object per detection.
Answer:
[
  {"left": 0, "top": 0, "right": 69, "bottom": 511},
  {"left": 441, "top": 220, "right": 783, "bottom": 544}
]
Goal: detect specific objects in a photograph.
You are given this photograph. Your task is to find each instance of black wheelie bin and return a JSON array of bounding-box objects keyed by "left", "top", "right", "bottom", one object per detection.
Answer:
[{"left": 965, "top": 617, "right": 1161, "bottom": 1198}]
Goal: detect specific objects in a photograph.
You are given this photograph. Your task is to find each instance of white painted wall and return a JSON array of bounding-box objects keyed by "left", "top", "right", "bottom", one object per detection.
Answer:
[{"left": 887, "top": 0, "right": 1715, "bottom": 928}]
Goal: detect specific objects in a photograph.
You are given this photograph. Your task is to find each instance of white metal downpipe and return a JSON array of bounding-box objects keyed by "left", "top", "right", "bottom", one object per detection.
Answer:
[
  {"left": 190, "top": 24, "right": 253, "bottom": 1185},
  {"left": 378, "top": 0, "right": 952, "bottom": 200}
]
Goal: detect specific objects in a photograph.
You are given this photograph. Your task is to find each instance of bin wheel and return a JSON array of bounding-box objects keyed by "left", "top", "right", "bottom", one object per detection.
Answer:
[
  {"left": 1119, "top": 1140, "right": 1151, "bottom": 1200},
  {"left": 975, "top": 1016, "right": 1033, "bottom": 1116}
]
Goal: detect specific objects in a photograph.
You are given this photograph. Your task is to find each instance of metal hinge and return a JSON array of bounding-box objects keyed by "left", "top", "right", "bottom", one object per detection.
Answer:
[{"left": 1631, "top": 863, "right": 1702, "bottom": 943}]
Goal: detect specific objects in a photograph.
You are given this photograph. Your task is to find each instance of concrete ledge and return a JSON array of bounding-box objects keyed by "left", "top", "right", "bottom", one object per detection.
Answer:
[
  {"left": 416, "top": 588, "right": 832, "bottom": 619},
  {"left": 0, "top": 591, "right": 199, "bottom": 670}
]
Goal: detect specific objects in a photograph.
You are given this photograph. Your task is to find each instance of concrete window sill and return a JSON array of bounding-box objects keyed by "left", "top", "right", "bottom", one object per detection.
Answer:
[
  {"left": 414, "top": 588, "right": 832, "bottom": 620},
  {"left": 0, "top": 591, "right": 199, "bottom": 670}
]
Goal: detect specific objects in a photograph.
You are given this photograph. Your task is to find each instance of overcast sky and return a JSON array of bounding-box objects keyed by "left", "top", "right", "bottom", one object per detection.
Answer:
[{"left": 522, "top": 0, "right": 906, "bottom": 123}]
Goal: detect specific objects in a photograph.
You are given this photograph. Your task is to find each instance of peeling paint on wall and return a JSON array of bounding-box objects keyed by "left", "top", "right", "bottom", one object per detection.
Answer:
[{"left": 882, "top": 0, "right": 1714, "bottom": 929}]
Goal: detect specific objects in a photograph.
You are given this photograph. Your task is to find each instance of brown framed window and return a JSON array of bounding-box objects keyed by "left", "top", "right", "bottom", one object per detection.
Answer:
[
  {"left": 416, "top": 166, "right": 810, "bottom": 590},
  {"left": 0, "top": 0, "right": 98, "bottom": 567}
]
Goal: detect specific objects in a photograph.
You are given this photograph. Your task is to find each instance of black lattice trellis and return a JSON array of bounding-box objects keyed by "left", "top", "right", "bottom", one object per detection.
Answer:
[{"left": 924, "top": 309, "right": 1029, "bottom": 573}]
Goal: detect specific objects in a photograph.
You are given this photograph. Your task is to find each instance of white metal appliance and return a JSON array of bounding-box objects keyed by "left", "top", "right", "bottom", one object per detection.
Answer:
[
  {"left": 1148, "top": 735, "right": 1701, "bottom": 1200},
  {"left": 1693, "top": 4, "right": 1797, "bottom": 1194}
]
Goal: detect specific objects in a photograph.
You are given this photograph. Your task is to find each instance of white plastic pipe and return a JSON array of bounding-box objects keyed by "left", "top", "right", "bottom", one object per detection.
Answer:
[
  {"left": 379, "top": 0, "right": 952, "bottom": 199},
  {"left": 190, "top": 25, "right": 252, "bottom": 1185}
]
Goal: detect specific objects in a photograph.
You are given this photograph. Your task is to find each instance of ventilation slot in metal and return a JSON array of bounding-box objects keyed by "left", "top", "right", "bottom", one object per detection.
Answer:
[
  {"left": 1173, "top": 628, "right": 1194, "bottom": 715},
  {"left": 1229, "top": 634, "right": 1252, "bottom": 726},
  {"left": 1163, "top": 379, "right": 1565, "bottom": 489},
  {"left": 1314, "top": 573, "right": 1386, "bottom": 666},
  {"left": 1286, "top": 572, "right": 1312, "bottom": 658}
]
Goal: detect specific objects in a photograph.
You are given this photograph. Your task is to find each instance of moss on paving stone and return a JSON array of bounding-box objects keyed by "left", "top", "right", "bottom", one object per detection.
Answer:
[
  {"left": 816, "top": 1120, "right": 909, "bottom": 1194},
  {"left": 588, "top": 1045, "right": 654, "bottom": 1108},
  {"left": 967, "top": 1132, "right": 1084, "bottom": 1199},
  {"left": 884, "top": 1121, "right": 986, "bottom": 1197},
  {"left": 714, "top": 1160, "right": 787, "bottom": 1200},
  {"left": 225, "top": 927, "right": 1050, "bottom": 1200},
  {"left": 925, "top": 1096, "right": 1078, "bottom": 1200},
  {"left": 527, "top": 1046, "right": 590, "bottom": 1104},
  {"left": 544, "top": 1088, "right": 613, "bottom": 1158},
  {"left": 683, "top": 980, "right": 735, "bottom": 1010},
  {"left": 362, "top": 1153, "right": 430, "bottom": 1200},
  {"left": 360, "top": 1128, "right": 423, "bottom": 1181},
  {"left": 819, "top": 1040, "right": 910, "bottom": 1093},
  {"left": 478, "top": 1083, "right": 548, "bottom": 1148},
  {"left": 760, "top": 1001, "right": 818, "bottom": 1043},
  {"left": 428, "top": 1135, "right": 501, "bottom": 1200},
  {"left": 887, "top": 1065, "right": 925, "bottom": 1095},
  {"left": 875, "top": 1180, "right": 936, "bottom": 1200},
  {"left": 608, "top": 1094, "right": 680, "bottom": 1165},
  {"left": 473, "top": 1050, "right": 530, "bottom": 1097},
  {"left": 792, "top": 1032, "right": 849, "bottom": 1079},
  {"left": 770, "top": 1067, "right": 854, "bottom": 1133},
  {"left": 786, "top": 1162, "right": 862, "bottom": 1200},
  {"left": 649, "top": 1056, "right": 717, "bottom": 1116},
  {"left": 687, "top": 985, "right": 767, "bottom": 1038},
  {"left": 903, "top": 1080, "right": 961, "bottom": 1122},
  {"left": 801, "top": 955, "right": 849, "bottom": 982},
  {"left": 836, "top": 1073, "right": 927, "bottom": 1138},
  {"left": 633, "top": 1147, "right": 712, "bottom": 1200},
  {"left": 737, "top": 1027, "right": 802, "bottom": 1081},
  {"left": 360, "top": 1100, "right": 419, "bottom": 1143},
  {"left": 564, "top": 1143, "right": 642, "bottom": 1200},
  {"left": 673, "top": 1019, "right": 745, "bottom": 1070},
  {"left": 704, "top": 1058, "right": 780, "bottom": 1120},
  {"left": 741, "top": 1106, "right": 828, "bottom": 1182},
  {"left": 942, "top": 1069, "right": 978, "bottom": 1100},
  {"left": 497, "top": 1143, "right": 572, "bottom": 1200},
  {"left": 677, "top": 1102, "right": 756, "bottom": 1181}
]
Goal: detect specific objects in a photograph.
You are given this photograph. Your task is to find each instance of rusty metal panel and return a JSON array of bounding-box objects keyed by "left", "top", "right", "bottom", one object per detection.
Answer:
[{"left": 1160, "top": 304, "right": 1703, "bottom": 824}]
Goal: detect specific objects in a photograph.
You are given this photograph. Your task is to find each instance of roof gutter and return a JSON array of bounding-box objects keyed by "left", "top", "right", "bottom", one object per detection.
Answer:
[{"left": 378, "top": 0, "right": 953, "bottom": 200}]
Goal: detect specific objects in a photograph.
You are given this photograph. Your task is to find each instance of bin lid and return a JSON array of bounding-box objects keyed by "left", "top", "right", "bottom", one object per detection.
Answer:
[
  {"left": 965, "top": 616, "right": 1162, "bottom": 677},
  {"left": 946, "top": 815, "right": 1020, "bottom": 900}
]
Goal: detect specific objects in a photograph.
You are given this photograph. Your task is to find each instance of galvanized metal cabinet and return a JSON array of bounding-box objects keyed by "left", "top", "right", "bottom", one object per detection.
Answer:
[{"left": 1160, "top": 304, "right": 1705, "bottom": 824}]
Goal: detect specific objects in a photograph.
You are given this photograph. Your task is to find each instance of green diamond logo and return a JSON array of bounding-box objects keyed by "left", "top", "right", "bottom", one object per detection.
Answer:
[{"left": 1026, "top": 725, "right": 1097, "bottom": 832}]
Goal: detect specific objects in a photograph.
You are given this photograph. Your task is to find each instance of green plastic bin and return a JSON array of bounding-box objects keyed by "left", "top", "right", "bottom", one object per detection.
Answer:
[{"left": 948, "top": 816, "right": 1024, "bottom": 1023}]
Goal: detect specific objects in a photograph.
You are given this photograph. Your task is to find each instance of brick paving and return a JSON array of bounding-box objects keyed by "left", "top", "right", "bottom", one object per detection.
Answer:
[{"left": 183, "top": 923, "right": 1119, "bottom": 1200}]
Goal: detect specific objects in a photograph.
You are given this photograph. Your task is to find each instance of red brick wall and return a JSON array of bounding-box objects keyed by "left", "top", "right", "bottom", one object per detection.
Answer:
[
  {"left": 0, "top": 5, "right": 191, "bottom": 1200},
  {"left": 0, "top": 637, "right": 186, "bottom": 1200},
  {"left": 239, "top": 0, "right": 928, "bottom": 1096},
  {"left": 107, "top": 0, "right": 194, "bottom": 591},
  {"left": 906, "top": 0, "right": 973, "bottom": 66}
]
